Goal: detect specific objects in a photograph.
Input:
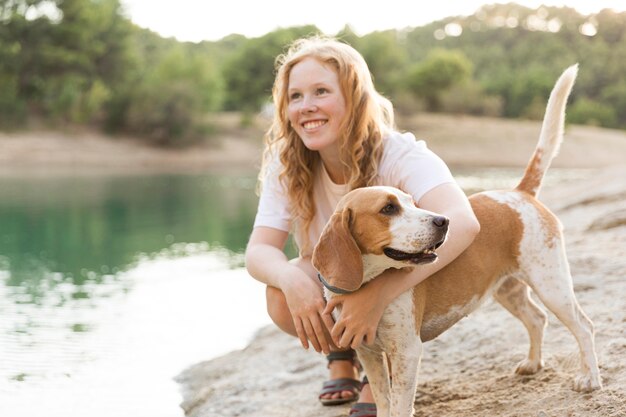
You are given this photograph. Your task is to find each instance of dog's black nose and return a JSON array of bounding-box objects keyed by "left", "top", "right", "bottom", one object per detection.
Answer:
[{"left": 432, "top": 216, "right": 449, "bottom": 228}]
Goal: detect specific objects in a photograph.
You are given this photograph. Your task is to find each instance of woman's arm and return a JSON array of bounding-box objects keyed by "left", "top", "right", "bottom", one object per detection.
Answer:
[
  {"left": 324, "top": 182, "right": 480, "bottom": 349},
  {"left": 245, "top": 226, "right": 291, "bottom": 288},
  {"left": 246, "top": 226, "right": 334, "bottom": 353}
]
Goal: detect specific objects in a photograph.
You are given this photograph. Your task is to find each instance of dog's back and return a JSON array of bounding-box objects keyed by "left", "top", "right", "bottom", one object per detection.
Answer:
[{"left": 415, "top": 65, "right": 579, "bottom": 341}]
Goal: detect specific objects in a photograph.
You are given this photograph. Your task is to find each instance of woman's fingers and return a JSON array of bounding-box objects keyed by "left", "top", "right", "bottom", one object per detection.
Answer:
[
  {"left": 338, "top": 330, "right": 354, "bottom": 351},
  {"left": 321, "top": 311, "right": 335, "bottom": 340},
  {"left": 302, "top": 318, "right": 322, "bottom": 352},
  {"left": 331, "top": 319, "right": 346, "bottom": 347},
  {"left": 350, "top": 331, "right": 367, "bottom": 350},
  {"left": 323, "top": 296, "right": 341, "bottom": 316},
  {"left": 364, "top": 328, "right": 376, "bottom": 346},
  {"left": 293, "top": 318, "right": 309, "bottom": 350},
  {"left": 311, "top": 314, "right": 332, "bottom": 354}
]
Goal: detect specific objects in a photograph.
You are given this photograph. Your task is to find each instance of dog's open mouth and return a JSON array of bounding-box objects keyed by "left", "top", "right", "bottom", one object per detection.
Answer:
[{"left": 384, "top": 240, "right": 444, "bottom": 264}]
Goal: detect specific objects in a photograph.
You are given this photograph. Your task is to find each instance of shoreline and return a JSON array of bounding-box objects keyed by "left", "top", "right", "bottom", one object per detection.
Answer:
[{"left": 1, "top": 113, "right": 625, "bottom": 178}]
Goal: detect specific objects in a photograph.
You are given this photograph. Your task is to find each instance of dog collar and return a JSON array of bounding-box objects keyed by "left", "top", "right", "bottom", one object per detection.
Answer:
[{"left": 317, "top": 272, "right": 355, "bottom": 295}]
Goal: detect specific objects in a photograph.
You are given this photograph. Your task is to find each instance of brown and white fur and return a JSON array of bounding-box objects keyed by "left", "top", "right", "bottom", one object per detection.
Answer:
[{"left": 312, "top": 65, "right": 601, "bottom": 417}]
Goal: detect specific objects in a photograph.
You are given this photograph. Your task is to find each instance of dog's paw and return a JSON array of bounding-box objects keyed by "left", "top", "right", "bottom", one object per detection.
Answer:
[
  {"left": 515, "top": 359, "right": 544, "bottom": 375},
  {"left": 573, "top": 373, "right": 602, "bottom": 392}
]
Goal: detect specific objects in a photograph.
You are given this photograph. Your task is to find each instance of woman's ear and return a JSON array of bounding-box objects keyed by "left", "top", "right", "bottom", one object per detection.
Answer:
[{"left": 312, "top": 208, "right": 364, "bottom": 293}]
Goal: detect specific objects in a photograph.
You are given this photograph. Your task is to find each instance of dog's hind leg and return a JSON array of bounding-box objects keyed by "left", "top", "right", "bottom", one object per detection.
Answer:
[
  {"left": 494, "top": 275, "right": 548, "bottom": 375},
  {"left": 521, "top": 240, "right": 602, "bottom": 392}
]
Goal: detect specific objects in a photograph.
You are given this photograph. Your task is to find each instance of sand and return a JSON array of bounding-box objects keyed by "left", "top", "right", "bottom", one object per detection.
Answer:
[{"left": 2, "top": 113, "right": 625, "bottom": 416}]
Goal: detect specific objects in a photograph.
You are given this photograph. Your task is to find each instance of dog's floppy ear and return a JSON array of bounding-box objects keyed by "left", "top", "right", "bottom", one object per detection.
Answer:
[{"left": 312, "top": 207, "right": 364, "bottom": 293}]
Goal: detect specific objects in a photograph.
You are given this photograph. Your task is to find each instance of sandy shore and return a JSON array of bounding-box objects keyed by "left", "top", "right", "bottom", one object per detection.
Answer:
[
  {"left": 2, "top": 114, "right": 625, "bottom": 416},
  {"left": 1, "top": 113, "right": 625, "bottom": 176},
  {"left": 0, "top": 114, "right": 266, "bottom": 176}
]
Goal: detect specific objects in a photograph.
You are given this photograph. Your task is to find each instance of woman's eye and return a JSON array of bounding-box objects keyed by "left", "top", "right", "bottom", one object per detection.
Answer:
[
  {"left": 316, "top": 88, "right": 328, "bottom": 95},
  {"left": 380, "top": 204, "right": 398, "bottom": 215},
  {"left": 289, "top": 92, "right": 301, "bottom": 101}
]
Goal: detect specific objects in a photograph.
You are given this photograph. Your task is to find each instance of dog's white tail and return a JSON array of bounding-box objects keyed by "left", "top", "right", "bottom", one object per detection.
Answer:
[{"left": 516, "top": 64, "right": 578, "bottom": 197}]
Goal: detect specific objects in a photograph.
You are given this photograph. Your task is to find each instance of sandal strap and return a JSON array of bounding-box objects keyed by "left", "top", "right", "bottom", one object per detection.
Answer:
[
  {"left": 326, "top": 349, "right": 357, "bottom": 364},
  {"left": 349, "top": 402, "right": 377, "bottom": 417},
  {"left": 319, "top": 378, "right": 362, "bottom": 396}
]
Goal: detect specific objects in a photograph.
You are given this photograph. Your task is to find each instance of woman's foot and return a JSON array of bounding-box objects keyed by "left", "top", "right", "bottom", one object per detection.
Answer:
[
  {"left": 357, "top": 379, "right": 374, "bottom": 403},
  {"left": 319, "top": 350, "right": 361, "bottom": 405},
  {"left": 349, "top": 376, "right": 376, "bottom": 416}
]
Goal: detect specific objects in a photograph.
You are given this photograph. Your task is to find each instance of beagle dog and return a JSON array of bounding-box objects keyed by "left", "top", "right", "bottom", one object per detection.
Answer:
[{"left": 312, "top": 65, "right": 602, "bottom": 417}]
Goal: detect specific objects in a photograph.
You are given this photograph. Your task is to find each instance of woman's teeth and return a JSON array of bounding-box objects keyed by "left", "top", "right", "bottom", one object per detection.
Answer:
[{"left": 303, "top": 120, "right": 326, "bottom": 129}]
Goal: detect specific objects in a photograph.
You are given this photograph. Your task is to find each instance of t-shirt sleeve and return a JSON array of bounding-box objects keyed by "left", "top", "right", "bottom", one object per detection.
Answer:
[
  {"left": 253, "top": 154, "right": 291, "bottom": 232},
  {"left": 382, "top": 132, "right": 455, "bottom": 203}
]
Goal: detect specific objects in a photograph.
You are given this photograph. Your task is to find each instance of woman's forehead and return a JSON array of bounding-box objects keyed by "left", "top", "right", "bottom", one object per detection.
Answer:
[{"left": 288, "top": 57, "right": 339, "bottom": 88}]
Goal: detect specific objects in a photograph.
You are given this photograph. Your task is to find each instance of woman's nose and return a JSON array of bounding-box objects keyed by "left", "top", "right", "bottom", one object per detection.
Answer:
[{"left": 300, "top": 96, "right": 317, "bottom": 113}]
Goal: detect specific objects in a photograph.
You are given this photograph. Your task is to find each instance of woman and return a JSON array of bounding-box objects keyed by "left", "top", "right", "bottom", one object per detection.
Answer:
[{"left": 245, "top": 35, "right": 480, "bottom": 415}]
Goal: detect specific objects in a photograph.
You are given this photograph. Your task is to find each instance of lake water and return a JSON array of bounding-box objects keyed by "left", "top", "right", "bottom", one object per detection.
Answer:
[{"left": 0, "top": 166, "right": 592, "bottom": 417}]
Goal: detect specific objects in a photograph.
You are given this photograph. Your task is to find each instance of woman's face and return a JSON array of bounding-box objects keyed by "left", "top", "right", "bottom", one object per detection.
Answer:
[{"left": 287, "top": 57, "right": 347, "bottom": 154}]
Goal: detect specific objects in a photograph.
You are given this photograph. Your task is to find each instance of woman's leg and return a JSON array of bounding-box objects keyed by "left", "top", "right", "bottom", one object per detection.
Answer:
[{"left": 264, "top": 257, "right": 361, "bottom": 403}]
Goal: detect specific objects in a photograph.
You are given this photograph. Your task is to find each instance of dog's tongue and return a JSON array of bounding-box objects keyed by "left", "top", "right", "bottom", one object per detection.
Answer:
[
  {"left": 384, "top": 248, "right": 437, "bottom": 264},
  {"left": 409, "top": 252, "right": 437, "bottom": 264}
]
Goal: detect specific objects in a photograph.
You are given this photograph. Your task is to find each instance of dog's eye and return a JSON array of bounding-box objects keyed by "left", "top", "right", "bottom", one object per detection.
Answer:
[{"left": 380, "top": 203, "right": 398, "bottom": 215}]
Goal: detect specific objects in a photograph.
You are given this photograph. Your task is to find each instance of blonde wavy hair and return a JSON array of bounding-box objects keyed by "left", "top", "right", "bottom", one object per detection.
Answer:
[{"left": 260, "top": 35, "right": 395, "bottom": 254}]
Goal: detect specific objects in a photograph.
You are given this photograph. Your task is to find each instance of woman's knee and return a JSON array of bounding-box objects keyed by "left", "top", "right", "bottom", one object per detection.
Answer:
[{"left": 266, "top": 286, "right": 294, "bottom": 333}]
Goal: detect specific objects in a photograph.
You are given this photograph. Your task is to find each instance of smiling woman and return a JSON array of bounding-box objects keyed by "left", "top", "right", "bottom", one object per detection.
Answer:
[{"left": 244, "top": 35, "right": 480, "bottom": 415}]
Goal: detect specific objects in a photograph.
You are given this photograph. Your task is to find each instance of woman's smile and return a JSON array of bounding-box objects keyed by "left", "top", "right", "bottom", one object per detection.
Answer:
[
  {"left": 302, "top": 119, "right": 327, "bottom": 130},
  {"left": 287, "top": 57, "right": 346, "bottom": 153}
]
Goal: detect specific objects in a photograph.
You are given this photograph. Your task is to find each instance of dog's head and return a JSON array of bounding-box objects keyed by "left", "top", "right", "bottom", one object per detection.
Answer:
[{"left": 312, "top": 186, "right": 448, "bottom": 294}]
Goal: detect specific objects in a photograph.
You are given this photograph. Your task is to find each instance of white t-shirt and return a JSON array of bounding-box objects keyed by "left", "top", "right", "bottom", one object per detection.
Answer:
[{"left": 253, "top": 131, "right": 455, "bottom": 256}]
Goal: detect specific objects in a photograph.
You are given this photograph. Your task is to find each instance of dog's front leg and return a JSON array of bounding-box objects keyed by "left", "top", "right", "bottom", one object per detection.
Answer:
[
  {"left": 357, "top": 344, "right": 391, "bottom": 415},
  {"left": 386, "top": 335, "right": 422, "bottom": 417}
]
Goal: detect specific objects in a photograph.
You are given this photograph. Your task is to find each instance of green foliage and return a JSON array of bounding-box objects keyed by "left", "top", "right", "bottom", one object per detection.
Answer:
[
  {"left": 2, "top": 2, "right": 626, "bottom": 141},
  {"left": 0, "top": 73, "right": 26, "bottom": 128},
  {"left": 222, "top": 26, "right": 320, "bottom": 112},
  {"left": 568, "top": 96, "right": 617, "bottom": 127},
  {"left": 0, "top": 0, "right": 133, "bottom": 125},
  {"left": 439, "top": 80, "right": 503, "bottom": 116},
  {"left": 600, "top": 80, "right": 626, "bottom": 128},
  {"left": 353, "top": 30, "right": 409, "bottom": 96},
  {"left": 124, "top": 46, "right": 224, "bottom": 146},
  {"left": 407, "top": 48, "right": 473, "bottom": 111}
]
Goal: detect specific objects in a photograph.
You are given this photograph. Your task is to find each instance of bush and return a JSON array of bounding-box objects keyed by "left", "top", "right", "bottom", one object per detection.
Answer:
[
  {"left": 123, "top": 47, "right": 224, "bottom": 146},
  {"left": 439, "top": 80, "right": 503, "bottom": 117},
  {"left": 0, "top": 75, "right": 26, "bottom": 128},
  {"left": 406, "top": 49, "right": 473, "bottom": 111},
  {"left": 568, "top": 97, "right": 617, "bottom": 127},
  {"left": 39, "top": 75, "right": 111, "bottom": 124}
]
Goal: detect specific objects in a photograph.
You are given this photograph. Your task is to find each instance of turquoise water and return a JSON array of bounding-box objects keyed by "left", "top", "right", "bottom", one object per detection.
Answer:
[{"left": 0, "top": 171, "right": 271, "bottom": 417}]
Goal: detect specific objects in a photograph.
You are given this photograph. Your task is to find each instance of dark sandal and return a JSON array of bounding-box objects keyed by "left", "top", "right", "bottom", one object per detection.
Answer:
[
  {"left": 319, "top": 350, "right": 361, "bottom": 406},
  {"left": 349, "top": 376, "right": 377, "bottom": 417},
  {"left": 349, "top": 403, "right": 377, "bottom": 417}
]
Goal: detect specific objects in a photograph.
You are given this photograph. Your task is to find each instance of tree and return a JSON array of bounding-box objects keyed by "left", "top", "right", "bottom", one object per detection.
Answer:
[
  {"left": 124, "top": 45, "right": 224, "bottom": 146},
  {"left": 406, "top": 48, "right": 473, "bottom": 111},
  {"left": 221, "top": 26, "right": 319, "bottom": 113},
  {"left": 357, "top": 30, "right": 409, "bottom": 97},
  {"left": 0, "top": 0, "right": 134, "bottom": 124}
]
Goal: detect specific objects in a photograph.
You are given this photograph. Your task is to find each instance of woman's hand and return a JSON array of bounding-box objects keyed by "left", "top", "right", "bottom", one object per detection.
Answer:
[
  {"left": 322, "top": 278, "right": 388, "bottom": 350},
  {"left": 280, "top": 268, "right": 336, "bottom": 354}
]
